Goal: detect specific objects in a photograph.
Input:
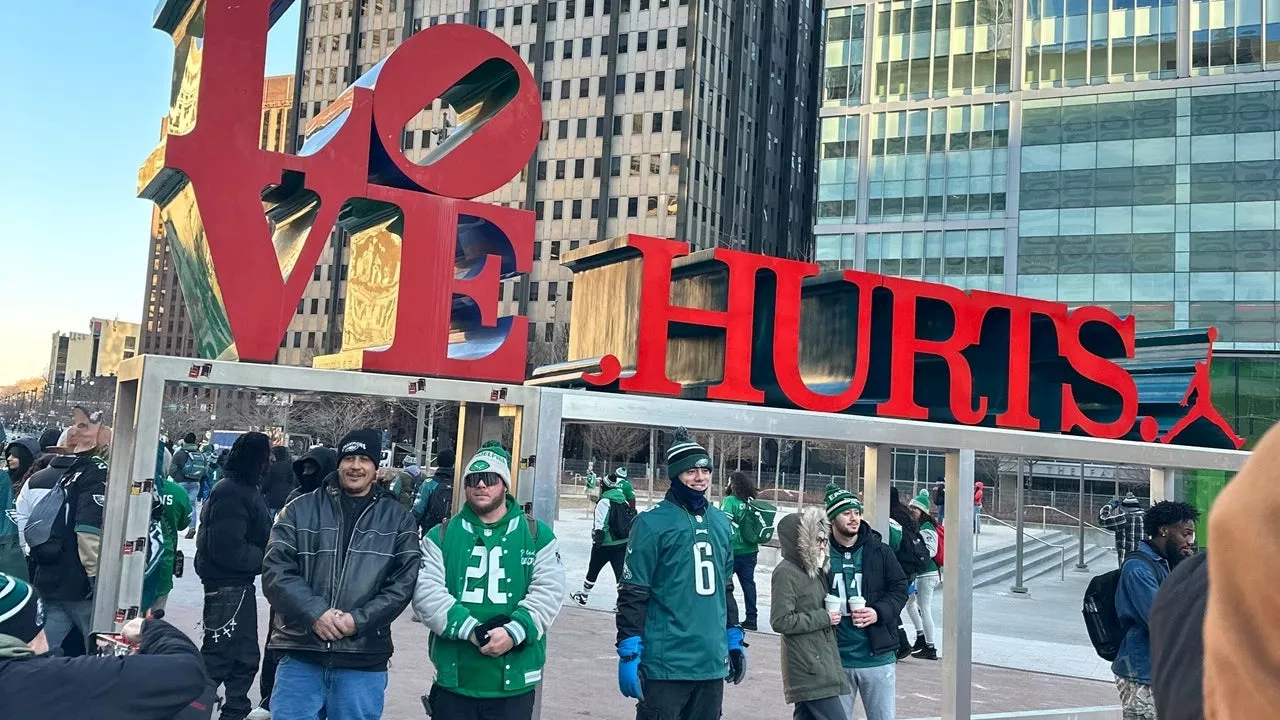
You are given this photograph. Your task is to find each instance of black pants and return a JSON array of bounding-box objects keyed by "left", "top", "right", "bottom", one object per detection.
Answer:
[
  {"left": 730, "top": 552, "right": 759, "bottom": 623},
  {"left": 431, "top": 686, "right": 536, "bottom": 720},
  {"left": 794, "top": 696, "right": 846, "bottom": 720},
  {"left": 258, "top": 610, "right": 280, "bottom": 710},
  {"left": 636, "top": 679, "right": 724, "bottom": 720},
  {"left": 586, "top": 543, "right": 627, "bottom": 584},
  {"left": 201, "top": 585, "right": 260, "bottom": 720}
]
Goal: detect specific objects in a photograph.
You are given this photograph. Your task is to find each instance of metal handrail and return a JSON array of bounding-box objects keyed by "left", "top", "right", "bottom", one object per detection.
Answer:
[
  {"left": 1026, "top": 504, "right": 1106, "bottom": 534},
  {"left": 980, "top": 513, "right": 1066, "bottom": 581}
]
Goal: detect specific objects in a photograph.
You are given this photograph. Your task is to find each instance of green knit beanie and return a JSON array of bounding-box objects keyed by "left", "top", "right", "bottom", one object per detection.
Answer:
[
  {"left": 823, "top": 483, "right": 863, "bottom": 521},
  {"left": 666, "top": 428, "right": 711, "bottom": 478},
  {"left": 909, "top": 491, "right": 931, "bottom": 513}
]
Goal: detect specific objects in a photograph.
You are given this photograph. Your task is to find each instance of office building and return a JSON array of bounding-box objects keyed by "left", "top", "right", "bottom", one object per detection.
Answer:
[
  {"left": 814, "top": 0, "right": 1280, "bottom": 448},
  {"left": 292, "top": 0, "right": 822, "bottom": 367},
  {"left": 140, "top": 75, "right": 297, "bottom": 360},
  {"left": 47, "top": 318, "right": 140, "bottom": 391}
]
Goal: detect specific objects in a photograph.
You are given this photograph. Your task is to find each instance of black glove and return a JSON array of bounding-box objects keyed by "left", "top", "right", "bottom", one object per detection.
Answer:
[
  {"left": 726, "top": 627, "right": 747, "bottom": 685},
  {"left": 472, "top": 614, "right": 512, "bottom": 648},
  {"left": 592, "top": 529, "right": 605, "bottom": 545}
]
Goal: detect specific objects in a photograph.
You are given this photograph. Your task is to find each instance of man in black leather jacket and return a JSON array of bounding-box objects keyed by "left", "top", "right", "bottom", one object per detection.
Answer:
[{"left": 261, "top": 429, "right": 420, "bottom": 719}]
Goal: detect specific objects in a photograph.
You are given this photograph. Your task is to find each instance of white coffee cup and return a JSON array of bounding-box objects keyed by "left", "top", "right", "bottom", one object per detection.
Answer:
[
  {"left": 848, "top": 596, "right": 867, "bottom": 613},
  {"left": 824, "top": 595, "right": 842, "bottom": 614}
]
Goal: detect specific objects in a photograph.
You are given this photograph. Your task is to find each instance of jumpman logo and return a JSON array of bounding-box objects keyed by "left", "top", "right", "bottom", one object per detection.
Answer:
[{"left": 1160, "top": 328, "right": 1245, "bottom": 450}]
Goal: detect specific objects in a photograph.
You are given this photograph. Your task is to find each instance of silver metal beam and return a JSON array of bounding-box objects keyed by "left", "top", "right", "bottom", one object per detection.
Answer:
[
  {"left": 550, "top": 390, "right": 1249, "bottom": 472},
  {"left": 1150, "top": 467, "right": 1177, "bottom": 503},
  {"left": 863, "top": 445, "right": 892, "bottom": 536},
  {"left": 942, "top": 449, "right": 977, "bottom": 720}
]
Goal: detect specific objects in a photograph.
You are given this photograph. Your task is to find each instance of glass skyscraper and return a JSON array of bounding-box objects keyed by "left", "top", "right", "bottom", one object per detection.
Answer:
[{"left": 815, "top": 0, "right": 1280, "bottom": 445}]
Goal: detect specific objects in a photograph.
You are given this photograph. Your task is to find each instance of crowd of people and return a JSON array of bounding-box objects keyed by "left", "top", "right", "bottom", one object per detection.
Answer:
[{"left": 1, "top": 402, "right": 1264, "bottom": 720}]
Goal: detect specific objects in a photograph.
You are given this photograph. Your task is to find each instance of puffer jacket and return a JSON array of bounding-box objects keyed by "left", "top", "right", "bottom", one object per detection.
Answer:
[
  {"left": 261, "top": 473, "right": 421, "bottom": 664},
  {"left": 770, "top": 508, "right": 850, "bottom": 704}
]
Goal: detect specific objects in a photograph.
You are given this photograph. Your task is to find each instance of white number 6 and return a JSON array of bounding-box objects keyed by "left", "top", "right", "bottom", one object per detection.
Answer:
[{"left": 693, "top": 541, "right": 716, "bottom": 596}]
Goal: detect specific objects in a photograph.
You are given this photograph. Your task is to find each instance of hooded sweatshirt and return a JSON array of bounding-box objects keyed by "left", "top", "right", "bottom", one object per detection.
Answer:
[
  {"left": 829, "top": 520, "right": 909, "bottom": 665},
  {"left": 285, "top": 446, "right": 338, "bottom": 507},
  {"left": 770, "top": 508, "right": 849, "bottom": 704},
  {"left": 0, "top": 439, "right": 39, "bottom": 544}
]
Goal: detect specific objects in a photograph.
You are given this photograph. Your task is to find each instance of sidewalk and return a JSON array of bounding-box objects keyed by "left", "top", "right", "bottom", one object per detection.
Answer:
[{"left": 161, "top": 535, "right": 1117, "bottom": 718}]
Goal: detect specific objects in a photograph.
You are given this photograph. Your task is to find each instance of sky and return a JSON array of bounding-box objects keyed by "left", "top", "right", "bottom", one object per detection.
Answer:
[{"left": 0, "top": 1, "right": 299, "bottom": 386}]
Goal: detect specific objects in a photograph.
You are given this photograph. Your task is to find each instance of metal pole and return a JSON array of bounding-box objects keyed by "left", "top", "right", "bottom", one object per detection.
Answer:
[
  {"left": 649, "top": 427, "right": 657, "bottom": 506},
  {"left": 798, "top": 439, "right": 807, "bottom": 510},
  {"left": 1076, "top": 461, "right": 1088, "bottom": 570},
  {"left": 942, "top": 448, "right": 976, "bottom": 720},
  {"left": 414, "top": 400, "right": 427, "bottom": 465},
  {"left": 774, "top": 438, "right": 782, "bottom": 506},
  {"left": 1011, "top": 458, "right": 1028, "bottom": 595},
  {"left": 912, "top": 450, "right": 920, "bottom": 497},
  {"left": 756, "top": 436, "right": 763, "bottom": 487}
]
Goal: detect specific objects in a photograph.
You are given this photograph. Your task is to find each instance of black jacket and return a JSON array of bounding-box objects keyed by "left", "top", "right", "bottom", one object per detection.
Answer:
[
  {"left": 262, "top": 453, "right": 296, "bottom": 511},
  {"left": 831, "top": 522, "right": 909, "bottom": 657},
  {"left": 261, "top": 473, "right": 420, "bottom": 664},
  {"left": 0, "top": 619, "right": 208, "bottom": 720},
  {"left": 28, "top": 454, "right": 107, "bottom": 602},
  {"left": 1150, "top": 550, "right": 1207, "bottom": 720},
  {"left": 194, "top": 473, "right": 272, "bottom": 588}
]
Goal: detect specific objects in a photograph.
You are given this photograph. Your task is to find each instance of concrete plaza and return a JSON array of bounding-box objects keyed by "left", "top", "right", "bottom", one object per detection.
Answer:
[{"left": 158, "top": 506, "right": 1121, "bottom": 719}]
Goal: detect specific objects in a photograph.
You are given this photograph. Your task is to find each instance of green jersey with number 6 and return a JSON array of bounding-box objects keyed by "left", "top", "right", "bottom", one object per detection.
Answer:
[{"left": 621, "top": 499, "right": 734, "bottom": 681}]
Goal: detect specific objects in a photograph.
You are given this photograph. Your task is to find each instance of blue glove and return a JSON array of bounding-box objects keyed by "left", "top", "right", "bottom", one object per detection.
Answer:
[
  {"left": 726, "top": 626, "right": 747, "bottom": 684},
  {"left": 908, "top": 582, "right": 917, "bottom": 595},
  {"left": 617, "top": 636, "right": 644, "bottom": 699}
]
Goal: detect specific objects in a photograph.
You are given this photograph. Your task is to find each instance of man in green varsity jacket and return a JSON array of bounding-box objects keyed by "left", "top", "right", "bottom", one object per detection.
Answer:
[{"left": 412, "top": 441, "right": 566, "bottom": 720}]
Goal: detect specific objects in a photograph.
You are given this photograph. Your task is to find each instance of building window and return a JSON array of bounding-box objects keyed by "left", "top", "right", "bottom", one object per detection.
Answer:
[
  {"left": 575, "top": 158, "right": 586, "bottom": 177},
  {"left": 566, "top": 0, "right": 576, "bottom": 18},
  {"left": 632, "top": 114, "right": 643, "bottom": 133},
  {"left": 568, "top": 281, "right": 575, "bottom": 300},
  {"left": 611, "top": 156, "right": 622, "bottom": 176},
  {"left": 537, "top": 161, "right": 547, "bottom": 180},
  {"left": 553, "top": 201, "right": 564, "bottom": 220},
  {"left": 571, "top": 200, "right": 582, "bottom": 219},
  {"left": 658, "top": 29, "right": 668, "bottom": 49},
  {"left": 542, "top": 82, "right": 552, "bottom": 100},
  {"left": 514, "top": 6, "right": 523, "bottom": 23},
  {"left": 551, "top": 241, "right": 562, "bottom": 259},
  {"left": 559, "top": 119, "right": 569, "bottom": 138},
  {"left": 672, "top": 111, "right": 683, "bottom": 131},
  {"left": 586, "top": 0, "right": 595, "bottom": 14},
  {"left": 534, "top": 241, "right": 543, "bottom": 259},
  {"left": 563, "top": 40, "right": 574, "bottom": 59},
  {"left": 548, "top": 282, "right": 559, "bottom": 301},
  {"left": 655, "top": 71, "right": 666, "bottom": 90},
  {"left": 580, "top": 78, "right": 590, "bottom": 97},
  {"left": 637, "top": 31, "right": 648, "bottom": 52},
  {"left": 636, "top": 73, "right": 647, "bottom": 92},
  {"left": 495, "top": 7, "right": 505, "bottom": 26},
  {"left": 652, "top": 113, "right": 664, "bottom": 132},
  {"left": 619, "top": 33, "right": 630, "bottom": 53},
  {"left": 556, "top": 160, "right": 566, "bottom": 179},
  {"left": 631, "top": 156, "right": 642, "bottom": 176},
  {"left": 648, "top": 197, "right": 659, "bottom": 216},
  {"left": 293, "top": 332, "right": 302, "bottom": 348},
  {"left": 544, "top": 42, "right": 554, "bottom": 61},
  {"left": 628, "top": 197, "right": 639, "bottom": 217},
  {"left": 674, "top": 69, "right": 686, "bottom": 88},
  {"left": 609, "top": 197, "right": 619, "bottom": 217},
  {"left": 545, "top": 322, "right": 555, "bottom": 341},
  {"left": 535, "top": 201, "right": 545, "bottom": 219},
  {"left": 593, "top": 158, "right": 602, "bottom": 176},
  {"left": 312, "top": 266, "right": 322, "bottom": 281},
  {"left": 311, "top": 299, "right": 320, "bottom": 314},
  {"left": 582, "top": 38, "right": 593, "bottom": 57},
  {"left": 530, "top": 282, "right": 540, "bottom": 301},
  {"left": 677, "top": 27, "right": 687, "bottom": 47},
  {"left": 590, "top": 200, "right": 600, "bottom": 218},
  {"left": 616, "top": 75, "right": 627, "bottom": 93},
  {"left": 561, "top": 81, "right": 571, "bottom": 99},
  {"left": 613, "top": 116, "right": 623, "bottom": 135}
]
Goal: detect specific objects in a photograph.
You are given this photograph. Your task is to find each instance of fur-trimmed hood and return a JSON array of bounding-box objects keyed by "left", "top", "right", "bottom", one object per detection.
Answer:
[{"left": 778, "top": 507, "right": 829, "bottom": 578}]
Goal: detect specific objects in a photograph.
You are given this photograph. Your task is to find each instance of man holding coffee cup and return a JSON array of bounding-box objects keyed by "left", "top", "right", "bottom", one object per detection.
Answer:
[{"left": 823, "top": 485, "right": 909, "bottom": 720}]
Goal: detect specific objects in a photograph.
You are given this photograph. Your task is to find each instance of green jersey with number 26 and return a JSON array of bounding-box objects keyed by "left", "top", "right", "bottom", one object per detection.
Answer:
[{"left": 621, "top": 500, "right": 733, "bottom": 681}]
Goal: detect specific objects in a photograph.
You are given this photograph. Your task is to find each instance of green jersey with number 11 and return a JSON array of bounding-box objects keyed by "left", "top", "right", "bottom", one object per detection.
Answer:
[{"left": 621, "top": 500, "right": 733, "bottom": 681}]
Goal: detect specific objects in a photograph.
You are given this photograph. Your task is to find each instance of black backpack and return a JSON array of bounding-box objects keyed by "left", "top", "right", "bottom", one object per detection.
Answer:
[
  {"left": 896, "top": 522, "right": 932, "bottom": 576},
  {"left": 607, "top": 498, "right": 637, "bottom": 540},
  {"left": 1083, "top": 552, "right": 1164, "bottom": 661},
  {"left": 422, "top": 479, "right": 453, "bottom": 532}
]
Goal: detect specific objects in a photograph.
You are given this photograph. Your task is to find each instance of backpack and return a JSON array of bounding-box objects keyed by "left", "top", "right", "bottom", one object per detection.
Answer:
[
  {"left": 396, "top": 472, "right": 422, "bottom": 511},
  {"left": 422, "top": 479, "right": 454, "bottom": 532},
  {"left": 181, "top": 451, "right": 209, "bottom": 481},
  {"left": 896, "top": 523, "right": 932, "bottom": 576},
  {"left": 607, "top": 498, "right": 637, "bottom": 540},
  {"left": 25, "top": 475, "right": 74, "bottom": 565},
  {"left": 737, "top": 498, "right": 777, "bottom": 545},
  {"left": 1083, "top": 552, "right": 1163, "bottom": 661}
]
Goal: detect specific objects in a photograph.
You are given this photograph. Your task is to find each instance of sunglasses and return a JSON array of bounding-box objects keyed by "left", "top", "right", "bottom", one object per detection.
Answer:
[{"left": 464, "top": 472, "right": 504, "bottom": 488}]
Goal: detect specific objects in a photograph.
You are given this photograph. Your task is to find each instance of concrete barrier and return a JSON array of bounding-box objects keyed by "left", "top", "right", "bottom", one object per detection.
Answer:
[{"left": 905, "top": 707, "right": 1121, "bottom": 720}]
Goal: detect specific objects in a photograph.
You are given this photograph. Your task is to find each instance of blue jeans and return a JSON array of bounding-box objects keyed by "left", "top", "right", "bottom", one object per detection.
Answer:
[
  {"left": 732, "top": 552, "right": 759, "bottom": 623},
  {"left": 271, "top": 653, "right": 388, "bottom": 720},
  {"left": 43, "top": 599, "right": 93, "bottom": 652},
  {"left": 180, "top": 481, "right": 200, "bottom": 528}
]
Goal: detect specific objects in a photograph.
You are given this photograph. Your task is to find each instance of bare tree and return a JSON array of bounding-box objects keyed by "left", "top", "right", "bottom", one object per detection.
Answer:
[
  {"left": 806, "top": 441, "right": 865, "bottom": 490},
  {"left": 586, "top": 423, "right": 647, "bottom": 463},
  {"left": 527, "top": 323, "right": 571, "bottom": 376},
  {"left": 294, "top": 396, "right": 384, "bottom": 446},
  {"left": 224, "top": 392, "right": 292, "bottom": 432},
  {"left": 160, "top": 400, "right": 213, "bottom": 439}
]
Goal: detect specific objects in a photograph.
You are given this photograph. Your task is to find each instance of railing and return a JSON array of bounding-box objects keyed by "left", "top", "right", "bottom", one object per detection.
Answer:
[
  {"left": 981, "top": 513, "right": 1067, "bottom": 581},
  {"left": 1026, "top": 504, "right": 1106, "bottom": 534}
]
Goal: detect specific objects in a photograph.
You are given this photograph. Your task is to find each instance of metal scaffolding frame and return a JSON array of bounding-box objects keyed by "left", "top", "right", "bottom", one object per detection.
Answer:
[{"left": 98, "top": 355, "right": 1250, "bottom": 720}]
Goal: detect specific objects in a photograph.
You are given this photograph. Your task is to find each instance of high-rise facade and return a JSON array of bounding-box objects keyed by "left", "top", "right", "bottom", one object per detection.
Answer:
[
  {"left": 292, "top": 0, "right": 822, "bottom": 367},
  {"left": 140, "top": 75, "right": 296, "bottom": 360},
  {"left": 47, "top": 319, "right": 141, "bottom": 391},
  {"left": 815, "top": 0, "right": 1280, "bottom": 444}
]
